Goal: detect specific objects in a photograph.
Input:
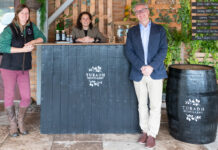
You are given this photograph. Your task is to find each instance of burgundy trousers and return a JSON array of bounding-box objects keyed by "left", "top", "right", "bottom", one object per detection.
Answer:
[{"left": 0, "top": 68, "right": 31, "bottom": 108}]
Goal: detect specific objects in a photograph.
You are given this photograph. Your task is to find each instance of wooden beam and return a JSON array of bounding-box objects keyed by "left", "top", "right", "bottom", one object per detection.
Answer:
[
  {"left": 64, "top": 0, "right": 70, "bottom": 34},
  {"left": 48, "top": 0, "right": 74, "bottom": 26},
  {"left": 90, "top": 0, "right": 95, "bottom": 15},
  {"left": 98, "top": 0, "right": 104, "bottom": 34},
  {"left": 81, "top": 0, "right": 86, "bottom": 12},
  {"left": 126, "top": 0, "right": 131, "bottom": 6},
  {"left": 55, "top": 0, "right": 61, "bottom": 33},
  {"left": 72, "top": 0, "right": 78, "bottom": 25},
  {"left": 107, "top": 0, "right": 113, "bottom": 38}
]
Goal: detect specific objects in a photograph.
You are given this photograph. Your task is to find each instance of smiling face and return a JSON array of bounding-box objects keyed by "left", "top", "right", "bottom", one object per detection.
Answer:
[
  {"left": 134, "top": 4, "right": 150, "bottom": 25},
  {"left": 80, "top": 14, "right": 91, "bottom": 29},
  {"left": 18, "top": 8, "right": 29, "bottom": 25}
]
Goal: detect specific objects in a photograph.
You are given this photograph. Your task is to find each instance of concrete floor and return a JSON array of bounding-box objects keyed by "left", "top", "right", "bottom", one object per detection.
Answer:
[{"left": 0, "top": 102, "right": 217, "bottom": 150}]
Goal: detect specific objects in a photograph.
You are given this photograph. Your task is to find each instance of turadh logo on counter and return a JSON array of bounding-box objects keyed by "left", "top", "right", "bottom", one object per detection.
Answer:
[{"left": 86, "top": 66, "right": 106, "bottom": 87}]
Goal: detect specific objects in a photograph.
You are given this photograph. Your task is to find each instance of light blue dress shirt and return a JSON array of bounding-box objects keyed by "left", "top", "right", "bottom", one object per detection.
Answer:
[{"left": 139, "top": 21, "right": 151, "bottom": 65}]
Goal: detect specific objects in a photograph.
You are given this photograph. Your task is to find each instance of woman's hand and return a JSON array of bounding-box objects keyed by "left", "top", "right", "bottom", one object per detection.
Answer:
[
  {"left": 24, "top": 41, "right": 34, "bottom": 46},
  {"left": 23, "top": 45, "right": 35, "bottom": 52},
  {"left": 83, "top": 36, "right": 94, "bottom": 43},
  {"left": 76, "top": 36, "right": 94, "bottom": 43},
  {"left": 10, "top": 45, "right": 34, "bottom": 53}
]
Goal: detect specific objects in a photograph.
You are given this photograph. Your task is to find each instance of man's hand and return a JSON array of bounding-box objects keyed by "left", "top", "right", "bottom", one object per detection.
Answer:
[{"left": 141, "top": 65, "right": 153, "bottom": 76}]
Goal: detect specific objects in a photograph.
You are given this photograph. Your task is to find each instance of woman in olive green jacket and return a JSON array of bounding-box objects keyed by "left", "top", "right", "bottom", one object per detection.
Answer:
[{"left": 72, "top": 12, "right": 106, "bottom": 43}]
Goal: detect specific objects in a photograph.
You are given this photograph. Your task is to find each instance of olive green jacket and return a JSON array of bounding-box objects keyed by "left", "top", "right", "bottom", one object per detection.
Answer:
[{"left": 71, "top": 27, "right": 106, "bottom": 43}]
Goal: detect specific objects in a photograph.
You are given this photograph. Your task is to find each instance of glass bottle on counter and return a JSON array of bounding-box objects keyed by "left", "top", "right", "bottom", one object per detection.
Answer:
[
  {"left": 66, "top": 35, "right": 70, "bottom": 42},
  {"left": 125, "top": 25, "right": 129, "bottom": 36},
  {"left": 56, "top": 30, "right": 60, "bottom": 41},
  {"left": 117, "top": 25, "right": 123, "bottom": 38},
  {"left": 61, "top": 30, "right": 66, "bottom": 41},
  {"left": 116, "top": 25, "right": 124, "bottom": 43},
  {"left": 69, "top": 35, "right": 73, "bottom": 43}
]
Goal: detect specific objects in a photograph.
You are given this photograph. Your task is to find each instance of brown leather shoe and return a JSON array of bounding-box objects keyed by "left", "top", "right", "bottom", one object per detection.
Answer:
[
  {"left": 138, "top": 133, "right": 147, "bottom": 144},
  {"left": 146, "top": 136, "right": 155, "bottom": 148}
]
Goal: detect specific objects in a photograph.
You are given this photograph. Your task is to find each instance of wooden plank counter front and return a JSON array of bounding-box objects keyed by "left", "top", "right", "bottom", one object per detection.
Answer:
[{"left": 36, "top": 43, "right": 140, "bottom": 134}]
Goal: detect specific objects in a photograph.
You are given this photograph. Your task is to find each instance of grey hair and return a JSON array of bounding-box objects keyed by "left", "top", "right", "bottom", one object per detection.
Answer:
[{"left": 133, "top": 3, "right": 149, "bottom": 11}]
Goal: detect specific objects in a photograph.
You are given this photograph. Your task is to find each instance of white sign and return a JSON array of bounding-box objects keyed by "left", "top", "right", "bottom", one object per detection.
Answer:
[
  {"left": 182, "top": 98, "right": 205, "bottom": 122},
  {"left": 86, "top": 66, "right": 105, "bottom": 87}
]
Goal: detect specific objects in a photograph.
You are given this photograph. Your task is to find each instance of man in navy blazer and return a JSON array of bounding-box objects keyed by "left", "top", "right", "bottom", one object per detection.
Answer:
[{"left": 125, "top": 3, "right": 168, "bottom": 148}]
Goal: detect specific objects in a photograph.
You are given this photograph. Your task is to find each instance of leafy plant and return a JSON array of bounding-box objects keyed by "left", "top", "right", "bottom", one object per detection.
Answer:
[
  {"left": 155, "top": 13, "right": 173, "bottom": 23},
  {"left": 177, "top": 0, "right": 192, "bottom": 42},
  {"left": 37, "top": 0, "right": 46, "bottom": 31},
  {"left": 56, "top": 14, "right": 73, "bottom": 31},
  {"left": 163, "top": 24, "right": 182, "bottom": 68},
  {"left": 163, "top": 0, "right": 217, "bottom": 79},
  {"left": 20, "top": 0, "right": 25, "bottom": 4}
]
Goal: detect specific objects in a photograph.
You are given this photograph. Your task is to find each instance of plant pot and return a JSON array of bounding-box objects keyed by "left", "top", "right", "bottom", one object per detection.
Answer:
[{"left": 26, "top": 0, "right": 41, "bottom": 10}]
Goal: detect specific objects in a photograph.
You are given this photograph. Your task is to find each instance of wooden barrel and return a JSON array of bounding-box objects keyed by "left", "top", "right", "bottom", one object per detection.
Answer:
[{"left": 166, "top": 64, "right": 218, "bottom": 144}]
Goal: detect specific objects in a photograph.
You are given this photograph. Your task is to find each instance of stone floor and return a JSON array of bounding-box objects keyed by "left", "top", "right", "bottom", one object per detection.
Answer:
[{"left": 0, "top": 102, "right": 217, "bottom": 150}]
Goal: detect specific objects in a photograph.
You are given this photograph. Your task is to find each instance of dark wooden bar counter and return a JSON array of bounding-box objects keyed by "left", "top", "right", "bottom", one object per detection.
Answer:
[{"left": 36, "top": 43, "right": 140, "bottom": 134}]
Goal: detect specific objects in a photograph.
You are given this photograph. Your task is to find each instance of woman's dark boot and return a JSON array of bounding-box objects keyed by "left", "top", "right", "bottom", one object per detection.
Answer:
[
  {"left": 6, "top": 106, "right": 19, "bottom": 137},
  {"left": 18, "top": 107, "right": 29, "bottom": 135}
]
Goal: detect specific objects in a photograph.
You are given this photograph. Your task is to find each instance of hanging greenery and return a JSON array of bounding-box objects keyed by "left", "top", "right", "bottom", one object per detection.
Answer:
[
  {"left": 37, "top": 0, "right": 46, "bottom": 31},
  {"left": 20, "top": 0, "right": 25, "bottom": 4}
]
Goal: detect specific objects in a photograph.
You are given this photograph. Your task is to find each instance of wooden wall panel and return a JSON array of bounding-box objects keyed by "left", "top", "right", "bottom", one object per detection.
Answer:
[
  {"left": 35, "top": 0, "right": 181, "bottom": 42},
  {"left": 98, "top": 0, "right": 104, "bottom": 34},
  {"left": 73, "top": 0, "right": 78, "bottom": 26},
  {"left": 107, "top": 0, "right": 113, "bottom": 39},
  {"left": 81, "top": 0, "right": 87, "bottom": 12},
  {"left": 48, "top": 0, "right": 127, "bottom": 42}
]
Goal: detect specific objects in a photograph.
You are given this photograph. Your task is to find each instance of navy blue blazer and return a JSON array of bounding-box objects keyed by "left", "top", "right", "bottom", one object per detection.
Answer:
[{"left": 125, "top": 22, "right": 168, "bottom": 81}]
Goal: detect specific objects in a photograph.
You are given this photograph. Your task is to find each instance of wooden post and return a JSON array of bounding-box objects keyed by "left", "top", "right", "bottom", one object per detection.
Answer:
[
  {"left": 90, "top": 0, "right": 95, "bottom": 15},
  {"left": 90, "top": 0, "right": 95, "bottom": 25},
  {"left": 81, "top": 0, "right": 86, "bottom": 12},
  {"left": 98, "top": 0, "right": 104, "bottom": 34},
  {"left": 107, "top": 0, "right": 113, "bottom": 40},
  {"left": 126, "top": 0, "right": 131, "bottom": 6},
  {"left": 55, "top": 0, "right": 61, "bottom": 31},
  {"left": 180, "top": 42, "right": 185, "bottom": 63},
  {"left": 73, "top": 0, "right": 78, "bottom": 26},
  {"left": 64, "top": 0, "right": 70, "bottom": 34}
]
